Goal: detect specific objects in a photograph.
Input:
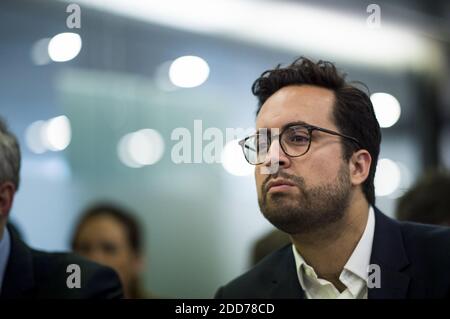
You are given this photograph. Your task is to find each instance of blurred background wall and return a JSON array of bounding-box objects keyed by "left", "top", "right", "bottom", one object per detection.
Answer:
[{"left": 0, "top": 0, "right": 449, "bottom": 298}]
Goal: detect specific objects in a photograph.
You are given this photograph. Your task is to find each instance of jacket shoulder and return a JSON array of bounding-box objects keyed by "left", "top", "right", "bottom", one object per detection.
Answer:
[
  {"left": 399, "top": 221, "right": 450, "bottom": 259},
  {"left": 31, "top": 249, "right": 123, "bottom": 299},
  {"left": 215, "top": 244, "right": 292, "bottom": 299}
]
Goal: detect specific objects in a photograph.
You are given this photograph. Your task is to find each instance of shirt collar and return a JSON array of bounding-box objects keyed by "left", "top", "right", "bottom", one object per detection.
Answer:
[
  {"left": 0, "top": 227, "right": 11, "bottom": 292},
  {"left": 291, "top": 249, "right": 309, "bottom": 291},
  {"left": 292, "top": 206, "right": 375, "bottom": 296},
  {"left": 343, "top": 206, "right": 375, "bottom": 281}
]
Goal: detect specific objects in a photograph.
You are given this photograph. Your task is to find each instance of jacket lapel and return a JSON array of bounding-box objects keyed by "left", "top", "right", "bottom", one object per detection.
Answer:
[
  {"left": 0, "top": 227, "right": 36, "bottom": 298},
  {"left": 368, "top": 208, "right": 410, "bottom": 299},
  {"left": 268, "top": 245, "right": 306, "bottom": 298}
]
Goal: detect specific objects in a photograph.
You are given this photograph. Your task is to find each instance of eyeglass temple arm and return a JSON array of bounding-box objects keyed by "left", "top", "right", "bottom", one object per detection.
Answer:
[
  {"left": 239, "top": 139, "right": 257, "bottom": 152},
  {"left": 313, "top": 127, "right": 361, "bottom": 145},
  {"left": 244, "top": 144, "right": 257, "bottom": 152}
]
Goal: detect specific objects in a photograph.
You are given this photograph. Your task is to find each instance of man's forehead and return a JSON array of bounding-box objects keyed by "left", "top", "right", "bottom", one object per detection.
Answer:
[{"left": 255, "top": 85, "right": 335, "bottom": 129}]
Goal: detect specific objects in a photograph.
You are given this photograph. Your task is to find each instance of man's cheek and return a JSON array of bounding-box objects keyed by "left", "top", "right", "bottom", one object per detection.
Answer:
[{"left": 255, "top": 176, "right": 264, "bottom": 194}]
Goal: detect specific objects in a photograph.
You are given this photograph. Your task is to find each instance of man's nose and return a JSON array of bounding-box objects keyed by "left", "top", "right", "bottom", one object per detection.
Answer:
[{"left": 263, "top": 140, "right": 289, "bottom": 169}]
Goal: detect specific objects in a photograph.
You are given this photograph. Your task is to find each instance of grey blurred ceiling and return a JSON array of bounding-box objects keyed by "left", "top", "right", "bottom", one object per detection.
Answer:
[{"left": 0, "top": 0, "right": 449, "bottom": 133}]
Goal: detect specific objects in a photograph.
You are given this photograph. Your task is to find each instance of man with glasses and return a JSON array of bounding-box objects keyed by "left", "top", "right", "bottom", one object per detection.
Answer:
[{"left": 215, "top": 57, "right": 450, "bottom": 299}]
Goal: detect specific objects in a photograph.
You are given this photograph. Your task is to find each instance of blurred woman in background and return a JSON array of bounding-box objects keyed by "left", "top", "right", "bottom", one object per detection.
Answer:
[{"left": 71, "top": 203, "right": 153, "bottom": 299}]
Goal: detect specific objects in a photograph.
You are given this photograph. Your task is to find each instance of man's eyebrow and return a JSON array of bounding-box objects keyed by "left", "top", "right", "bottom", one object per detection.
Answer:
[
  {"left": 280, "top": 121, "right": 312, "bottom": 131},
  {"left": 256, "top": 121, "right": 313, "bottom": 134}
]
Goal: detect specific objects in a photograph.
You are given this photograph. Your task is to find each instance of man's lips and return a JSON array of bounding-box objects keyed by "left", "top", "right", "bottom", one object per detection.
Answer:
[{"left": 266, "top": 179, "right": 296, "bottom": 193}]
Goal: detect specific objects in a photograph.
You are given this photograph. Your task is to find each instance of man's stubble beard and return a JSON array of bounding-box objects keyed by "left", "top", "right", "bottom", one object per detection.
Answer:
[{"left": 258, "top": 164, "right": 352, "bottom": 235}]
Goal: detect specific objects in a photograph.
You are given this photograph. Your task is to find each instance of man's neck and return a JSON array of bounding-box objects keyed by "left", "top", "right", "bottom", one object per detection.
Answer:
[{"left": 290, "top": 195, "right": 370, "bottom": 290}]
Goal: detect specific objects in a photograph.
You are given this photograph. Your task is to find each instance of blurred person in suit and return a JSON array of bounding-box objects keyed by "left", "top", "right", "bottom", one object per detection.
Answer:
[
  {"left": 0, "top": 116, "right": 123, "bottom": 298},
  {"left": 71, "top": 203, "right": 153, "bottom": 299},
  {"left": 396, "top": 169, "right": 450, "bottom": 226},
  {"left": 215, "top": 57, "right": 450, "bottom": 299}
]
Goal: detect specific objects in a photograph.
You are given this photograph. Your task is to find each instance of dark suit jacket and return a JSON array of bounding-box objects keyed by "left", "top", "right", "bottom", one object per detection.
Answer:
[
  {"left": 0, "top": 227, "right": 123, "bottom": 299},
  {"left": 215, "top": 208, "right": 450, "bottom": 299}
]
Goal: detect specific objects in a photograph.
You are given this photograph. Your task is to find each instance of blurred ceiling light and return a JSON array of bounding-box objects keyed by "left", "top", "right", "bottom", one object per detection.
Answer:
[
  {"left": 221, "top": 139, "right": 254, "bottom": 176},
  {"left": 371, "top": 93, "right": 402, "bottom": 128},
  {"left": 66, "top": 0, "right": 433, "bottom": 69},
  {"left": 42, "top": 116, "right": 72, "bottom": 151},
  {"left": 388, "top": 161, "right": 413, "bottom": 199},
  {"left": 25, "top": 120, "right": 48, "bottom": 154},
  {"left": 375, "top": 158, "right": 401, "bottom": 197},
  {"left": 117, "top": 129, "right": 164, "bottom": 168},
  {"left": 129, "top": 129, "right": 165, "bottom": 165},
  {"left": 48, "top": 32, "right": 82, "bottom": 62},
  {"left": 25, "top": 116, "right": 71, "bottom": 153},
  {"left": 31, "top": 38, "right": 51, "bottom": 65},
  {"left": 117, "top": 133, "right": 142, "bottom": 168},
  {"left": 169, "top": 56, "right": 210, "bottom": 88}
]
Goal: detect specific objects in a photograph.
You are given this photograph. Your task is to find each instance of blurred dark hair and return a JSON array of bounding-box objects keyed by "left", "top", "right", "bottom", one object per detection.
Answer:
[
  {"left": 396, "top": 170, "right": 450, "bottom": 226},
  {"left": 252, "top": 57, "right": 382, "bottom": 205},
  {"left": 71, "top": 202, "right": 143, "bottom": 255}
]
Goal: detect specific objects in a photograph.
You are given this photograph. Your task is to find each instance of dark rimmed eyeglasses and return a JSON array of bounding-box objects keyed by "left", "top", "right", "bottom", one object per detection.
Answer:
[{"left": 238, "top": 124, "right": 360, "bottom": 165}]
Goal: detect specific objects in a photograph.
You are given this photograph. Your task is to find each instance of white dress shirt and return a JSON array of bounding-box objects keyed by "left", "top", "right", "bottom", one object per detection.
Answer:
[{"left": 292, "top": 206, "right": 375, "bottom": 299}]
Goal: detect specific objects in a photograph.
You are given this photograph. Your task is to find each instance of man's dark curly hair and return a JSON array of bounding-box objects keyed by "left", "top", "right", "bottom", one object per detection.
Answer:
[{"left": 252, "top": 57, "right": 381, "bottom": 205}]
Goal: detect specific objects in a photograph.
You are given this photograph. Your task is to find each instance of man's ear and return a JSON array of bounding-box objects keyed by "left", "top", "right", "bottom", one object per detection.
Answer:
[
  {"left": 0, "top": 181, "right": 16, "bottom": 219},
  {"left": 348, "top": 150, "right": 372, "bottom": 187}
]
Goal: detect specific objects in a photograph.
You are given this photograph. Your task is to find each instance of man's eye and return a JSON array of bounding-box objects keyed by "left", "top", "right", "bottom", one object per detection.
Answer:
[
  {"left": 289, "top": 135, "right": 309, "bottom": 144},
  {"left": 101, "top": 242, "right": 119, "bottom": 255}
]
